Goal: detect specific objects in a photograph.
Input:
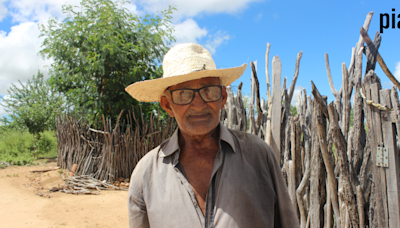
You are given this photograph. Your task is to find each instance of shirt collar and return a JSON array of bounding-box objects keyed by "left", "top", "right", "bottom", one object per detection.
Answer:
[
  {"left": 219, "top": 124, "right": 236, "bottom": 153},
  {"left": 159, "top": 124, "right": 236, "bottom": 158},
  {"left": 159, "top": 127, "right": 180, "bottom": 158}
]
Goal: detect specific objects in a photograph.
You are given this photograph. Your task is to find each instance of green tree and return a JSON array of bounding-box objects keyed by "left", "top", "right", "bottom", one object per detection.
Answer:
[
  {"left": 39, "top": 0, "right": 175, "bottom": 124},
  {"left": 290, "top": 105, "right": 297, "bottom": 116},
  {"left": 281, "top": 99, "right": 297, "bottom": 117},
  {"left": 0, "top": 71, "right": 65, "bottom": 140}
]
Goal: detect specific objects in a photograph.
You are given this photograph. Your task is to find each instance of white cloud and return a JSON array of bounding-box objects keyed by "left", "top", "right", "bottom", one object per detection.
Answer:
[
  {"left": 6, "top": 0, "right": 81, "bottom": 23},
  {"left": 124, "top": 2, "right": 139, "bottom": 15},
  {"left": 292, "top": 86, "right": 305, "bottom": 106},
  {"left": 395, "top": 61, "right": 400, "bottom": 82},
  {"left": 0, "top": 80, "right": 18, "bottom": 95},
  {"left": 0, "top": 22, "right": 53, "bottom": 94},
  {"left": 132, "top": 0, "right": 261, "bottom": 21},
  {"left": 173, "top": 20, "right": 230, "bottom": 55},
  {"left": 5, "top": 0, "right": 138, "bottom": 23},
  {"left": 205, "top": 30, "right": 230, "bottom": 54},
  {"left": 0, "top": 0, "right": 7, "bottom": 21},
  {"left": 174, "top": 19, "right": 207, "bottom": 44}
]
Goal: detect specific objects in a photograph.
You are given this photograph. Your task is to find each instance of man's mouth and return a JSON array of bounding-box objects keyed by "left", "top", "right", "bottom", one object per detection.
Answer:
[{"left": 188, "top": 113, "right": 210, "bottom": 120}]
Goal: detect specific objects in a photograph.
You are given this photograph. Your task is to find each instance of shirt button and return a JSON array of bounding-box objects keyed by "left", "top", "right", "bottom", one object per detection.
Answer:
[{"left": 193, "top": 201, "right": 197, "bottom": 207}]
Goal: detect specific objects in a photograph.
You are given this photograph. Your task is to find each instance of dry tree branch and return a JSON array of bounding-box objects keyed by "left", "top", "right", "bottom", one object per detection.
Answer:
[
  {"left": 288, "top": 51, "right": 303, "bottom": 104},
  {"left": 360, "top": 27, "right": 400, "bottom": 91}
]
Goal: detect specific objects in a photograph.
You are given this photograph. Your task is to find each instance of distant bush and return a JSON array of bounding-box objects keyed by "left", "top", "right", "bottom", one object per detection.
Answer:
[{"left": 0, "top": 129, "right": 57, "bottom": 165}]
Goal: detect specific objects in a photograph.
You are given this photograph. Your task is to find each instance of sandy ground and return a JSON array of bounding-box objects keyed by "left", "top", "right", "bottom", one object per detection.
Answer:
[{"left": 0, "top": 162, "right": 129, "bottom": 228}]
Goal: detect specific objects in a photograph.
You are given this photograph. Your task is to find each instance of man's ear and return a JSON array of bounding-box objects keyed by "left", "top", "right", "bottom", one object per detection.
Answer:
[
  {"left": 160, "top": 95, "right": 175, "bottom": 117},
  {"left": 220, "top": 86, "right": 227, "bottom": 108}
]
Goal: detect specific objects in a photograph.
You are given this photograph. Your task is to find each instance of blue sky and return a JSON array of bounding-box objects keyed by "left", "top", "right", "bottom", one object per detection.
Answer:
[{"left": 0, "top": 0, "right": 399, "bottom": 116}]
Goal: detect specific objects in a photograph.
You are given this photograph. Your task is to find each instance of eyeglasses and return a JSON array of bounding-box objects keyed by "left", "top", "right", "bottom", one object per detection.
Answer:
[{"left": 169, "top": 85, "right": 222, "bottom": 105}]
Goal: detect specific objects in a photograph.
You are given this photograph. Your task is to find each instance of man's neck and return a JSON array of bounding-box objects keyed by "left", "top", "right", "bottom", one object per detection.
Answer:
[{"left": 178, "top": 125, "right": 220, "bottom": 157}]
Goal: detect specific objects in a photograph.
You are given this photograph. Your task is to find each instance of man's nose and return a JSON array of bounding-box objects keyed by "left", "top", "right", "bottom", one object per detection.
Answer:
[{"left": 190, "top": 91, "right": 207, "bottom": 108}]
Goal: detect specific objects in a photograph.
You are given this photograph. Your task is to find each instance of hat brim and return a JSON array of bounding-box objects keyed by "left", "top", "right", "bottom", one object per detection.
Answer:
[{"left": 125, "top": 63, "right": 247, "bottom": 102}]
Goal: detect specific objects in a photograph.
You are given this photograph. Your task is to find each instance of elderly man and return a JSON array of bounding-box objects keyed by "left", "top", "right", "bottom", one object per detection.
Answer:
[{"left": 125, "top": 43, "right": 299, "bottom": 228}]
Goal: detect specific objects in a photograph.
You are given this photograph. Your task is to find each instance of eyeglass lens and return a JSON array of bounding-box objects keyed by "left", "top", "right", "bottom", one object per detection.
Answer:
[{"left": 171, "top": 86, "right": 222, "bottom": 105}]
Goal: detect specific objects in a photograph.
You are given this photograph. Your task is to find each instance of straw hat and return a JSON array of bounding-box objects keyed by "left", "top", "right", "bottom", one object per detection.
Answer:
[{"left": 125, "top": 43, "right": 247, "bottom": 102}]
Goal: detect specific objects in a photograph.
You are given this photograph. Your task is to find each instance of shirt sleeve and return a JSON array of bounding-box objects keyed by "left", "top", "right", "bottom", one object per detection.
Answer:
[
  {"left": 128, "top": 161, "right": 150, "bottom": 228},
  {"left": 265, "top": 145, "right": 300, "bottom": 228}
]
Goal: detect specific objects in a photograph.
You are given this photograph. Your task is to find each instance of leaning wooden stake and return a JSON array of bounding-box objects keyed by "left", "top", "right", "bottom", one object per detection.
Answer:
[
  {"left": 312, "top": 84, "right": 341, "bottom": 228},
  {"left": 325, "top": 53, "right": 342, "bottom": 119},
  {"left": 309, "top": 99, "right": 326, "bottom": 228},
  {"left": 342, "top": 63, "right": 351, "bottom": 141},
  {"left": 328, "top": 103, "right": 360, "bottom": 227},
  {"left": 360, "top": 27, "right": 400, "bottom": 91},
  {"left": 287, "top": 51, "right": 303, "bottom": 104},
  {"left": 251, "top": 61, "right": 263, "bottom": 127},
  {"left": 311, "top": 81, "right": 329, "bottom": 120},
  {"left": 296, "top": 141, "right": 311, "bottom": 228}
]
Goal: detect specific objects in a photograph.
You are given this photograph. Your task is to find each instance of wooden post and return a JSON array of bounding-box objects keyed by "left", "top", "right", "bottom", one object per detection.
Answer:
[
  {"left": 363, "top": 73, "right": 387, "bottom": 227},
  {"left": 225, "top": 85, "right": 236, "bottom": 129},
  {"left": 313, "top": 91, "right": 341, "bottom": 228},
  {"left": 265, "top": 43, "right": 273, "bottom": 145},
  {"left": 271, "top": 56, "right": 282, "bottom": 160},
  {"left": 328, "top": 103, "right": 360, "bottom": 227},
  {"left": 288, "top": 118, "right": 297, "bottom": 216},
  {"left": 380, "top": 89, "right": 400, "bottom": 227},
  {"left": 235, "top": 82, "right": 247, "bottom": 132},
  {"left": 249, "top": 61, "right": 257, "bottom": 134},
  {"left": 342, "top": 63, "right": 351, "bottom": 141},
  {"left": 371, "top": 83, "right": 389, "bottom": 228},
  {"left": 251, "top": 61, "right": 263, "bottom": 128},
  {"left": 309, "top": 99, "right": 326, "bottom": 228},
  {"left": 390, "top": 87, "right": 400, "bottom": 158},
  {"left": 296, "top": 124, "right": 311, "bottom": 228}
]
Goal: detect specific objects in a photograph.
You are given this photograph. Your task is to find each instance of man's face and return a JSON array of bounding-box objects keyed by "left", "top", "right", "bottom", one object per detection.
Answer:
[{"left": 160, "top": 77, "right": 227, "bottom": 136}]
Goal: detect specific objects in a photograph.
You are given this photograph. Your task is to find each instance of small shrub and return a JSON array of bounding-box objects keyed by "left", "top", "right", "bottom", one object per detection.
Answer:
[
  {"left": 0, "top": 129, "right": 57, "bottom": 166},
  {"left": 37, "top": 131, "right": 58, "bottom": 159}
]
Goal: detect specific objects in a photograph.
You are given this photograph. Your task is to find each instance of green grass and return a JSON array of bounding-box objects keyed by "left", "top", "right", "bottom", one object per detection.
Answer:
[{"left": 0, "top": 129, "right": 57, "bottom": 166}]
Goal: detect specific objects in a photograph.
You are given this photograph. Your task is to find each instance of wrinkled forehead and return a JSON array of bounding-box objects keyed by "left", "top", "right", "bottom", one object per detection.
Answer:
[{"left": 166, "top": 77, "right": 221, "bottom": 91}]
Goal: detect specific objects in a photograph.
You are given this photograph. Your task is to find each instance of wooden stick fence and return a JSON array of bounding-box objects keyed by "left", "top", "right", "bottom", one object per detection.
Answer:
[
  {"left": 55, "top": 110, "right": 177, "bottom": 182},
  {"left": 219, "top": 12, "right": 400, "bottom": 227},
  {"left": 56, "top": 11, "right": 400, "bottom": 228}
]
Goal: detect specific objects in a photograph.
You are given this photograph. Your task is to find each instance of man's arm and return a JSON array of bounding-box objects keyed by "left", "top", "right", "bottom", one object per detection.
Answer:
[
  {"left": 128, "top": 162, "right": 150, "bottom": 228},
  {"left": 266, "top": 145, "right": 300, "bottom": 228}
]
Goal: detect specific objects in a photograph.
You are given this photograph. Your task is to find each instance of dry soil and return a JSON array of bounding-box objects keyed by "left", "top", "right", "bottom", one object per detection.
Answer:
[{"left": 0, "top": 162, "right": 129, "bottom": 228}]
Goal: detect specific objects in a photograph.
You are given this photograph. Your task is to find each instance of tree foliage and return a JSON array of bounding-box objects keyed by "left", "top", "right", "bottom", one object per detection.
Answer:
[
  {"left": 0, "top": 71, "right": 64, "bottom": 138},
  {"left": 39, "top": 0, "right": 175, "bottom": 124}
]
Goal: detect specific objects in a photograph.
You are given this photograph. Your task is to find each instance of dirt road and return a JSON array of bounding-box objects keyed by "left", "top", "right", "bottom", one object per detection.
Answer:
[{"left": 0, "top": 162, "right": 129, "bottom": 228}]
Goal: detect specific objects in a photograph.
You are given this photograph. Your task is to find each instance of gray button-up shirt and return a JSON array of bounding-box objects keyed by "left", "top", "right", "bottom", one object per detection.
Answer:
[{"left": 128, "top": 124, "right": 299, "bottom": 228}]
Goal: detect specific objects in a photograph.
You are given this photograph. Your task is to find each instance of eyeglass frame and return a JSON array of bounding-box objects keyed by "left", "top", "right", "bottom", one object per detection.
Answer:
[{"left": 168, "top": 85, "right": 223, "bottom": 105}]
